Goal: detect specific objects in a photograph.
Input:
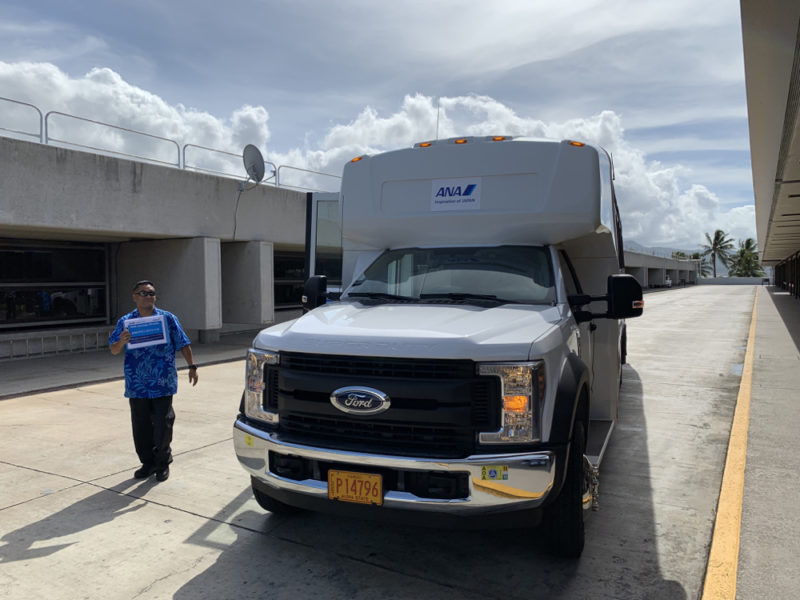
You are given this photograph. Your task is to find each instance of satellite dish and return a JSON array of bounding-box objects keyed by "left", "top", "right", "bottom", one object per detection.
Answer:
[{"left": 242, "top": 144, "right": 265, "bottom": 183}]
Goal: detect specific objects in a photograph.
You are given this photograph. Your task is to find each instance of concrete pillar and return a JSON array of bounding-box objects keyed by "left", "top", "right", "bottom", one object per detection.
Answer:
[
  {"left": 221, "top": 241, "right": 274, "bottom": 326},
  {"left": 625, "top": 266, "right": 647, "bottom": 288},
  {"left": 647, "top": 268, "right": 664, "bottom": 287},
  {"left": 115, "top": 237, "right": 222, "bottom": 332}
]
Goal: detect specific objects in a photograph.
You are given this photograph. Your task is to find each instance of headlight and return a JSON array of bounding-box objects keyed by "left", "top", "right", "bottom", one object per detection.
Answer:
[
  {"left": 477, "top": 362, "right": 544, "bottom": 444},
  {"left": 244, "top": 348, "right": 279, "bottom": 424}
]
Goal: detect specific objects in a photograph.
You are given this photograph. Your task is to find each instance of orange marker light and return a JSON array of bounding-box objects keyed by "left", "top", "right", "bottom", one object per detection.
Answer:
[
  {"left": 454, "top": 138, "right": 468, "bottom": 144},
  {"left": 350, "top": 156, "right": 364, "bottom": 163},
  {"left": 503, "top": 396, "right": 528, "bottom": 413},
  {"left": 419, "top": 142, "right": 432, "bottom": 147},
  {"left": 492, "top": 136, "right": 507, "bottom": 141},
  {"left": 568, "top": 140, "right": 585, "bottom": 147}
]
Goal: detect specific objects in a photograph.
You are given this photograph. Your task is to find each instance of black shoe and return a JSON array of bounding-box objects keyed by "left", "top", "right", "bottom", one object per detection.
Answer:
[
  {"left": 155, "top": 466, "right": 170, "bottom": 482},
  {"left": 134, "top": 464, "right": 156, "bottom": 479}
]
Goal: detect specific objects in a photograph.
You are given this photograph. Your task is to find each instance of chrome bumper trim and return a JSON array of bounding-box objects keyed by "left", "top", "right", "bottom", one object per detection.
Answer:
[{"left": 234, "top": 419, "right": 556, "bottom": 514}]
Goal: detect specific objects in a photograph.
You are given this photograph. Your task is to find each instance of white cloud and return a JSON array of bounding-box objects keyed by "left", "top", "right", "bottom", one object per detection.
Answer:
[{"left": 0, "top": 62, "right": 756, "bottom": 247}]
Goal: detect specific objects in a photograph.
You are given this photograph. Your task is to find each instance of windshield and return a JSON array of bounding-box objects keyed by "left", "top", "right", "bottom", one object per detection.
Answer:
[{"left": 345, "top": 245, "right": 555, "bottom": 306}]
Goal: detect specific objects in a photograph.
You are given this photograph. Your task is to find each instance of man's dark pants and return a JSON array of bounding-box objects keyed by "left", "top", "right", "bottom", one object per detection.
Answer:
[{"left": 129, "top": 396, "right": 174, "bottom": 469}]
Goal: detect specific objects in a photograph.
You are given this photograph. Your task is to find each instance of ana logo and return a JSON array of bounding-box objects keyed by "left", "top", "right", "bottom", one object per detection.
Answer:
[
  {"left": 431, "top": 178, "right": 481, "bottom": 211},
  {"left": 434, "top": 184, "right": 477, "bottom": 198},
  {"left": 330, "top": 386, "right": 391, "bottom": 416}
]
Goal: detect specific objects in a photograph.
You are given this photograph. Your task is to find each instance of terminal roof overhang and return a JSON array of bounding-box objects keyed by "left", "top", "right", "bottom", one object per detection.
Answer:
[{"left": 741, "top": 0, "right": 800, "bottom": 266}]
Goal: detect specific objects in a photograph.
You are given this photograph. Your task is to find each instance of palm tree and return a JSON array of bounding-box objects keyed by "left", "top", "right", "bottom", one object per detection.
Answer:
[
  {"left": 690, "top": 252, "right": 712, "bottom": 277},
  {"left": 728, "top": 238, "right": 765, "bottom": 277},
  {"left": 701, "top": 230, "right": 735, "bottom": 277}
]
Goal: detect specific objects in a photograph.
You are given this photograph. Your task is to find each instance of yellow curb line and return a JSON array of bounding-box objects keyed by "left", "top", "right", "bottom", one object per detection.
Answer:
[{"left": 701, "top": 290, "right": 758, "bottom": 599}]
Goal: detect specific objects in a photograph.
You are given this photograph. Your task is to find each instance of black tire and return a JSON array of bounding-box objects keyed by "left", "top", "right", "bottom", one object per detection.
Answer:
[
  {"left": 545, "top": 421, "right": 587, "bottom": 558},
  {"left": 251, "top": 478, "right": 302, "bottom": 515}
]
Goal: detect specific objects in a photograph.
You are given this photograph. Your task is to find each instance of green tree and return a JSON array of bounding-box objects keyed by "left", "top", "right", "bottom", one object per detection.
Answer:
[
  {"left": 701, "top": 230, "right": 735, "bottom": 277},
  {"left": 672, "top": 250, "right": 689, "bottom": 259},
  {"left": 728, "top": 238, "right": 765, "bottom": 277},
  {"left": 690, "top": 252, "right": 712, "bottom": 277}
]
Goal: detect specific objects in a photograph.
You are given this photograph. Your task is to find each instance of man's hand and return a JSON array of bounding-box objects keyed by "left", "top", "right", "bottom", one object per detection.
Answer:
[
  {"left": 188, "top": 369, "right": 199, "bottom": 386},
  {"left": 110, "top": 329, "right": 131, "bottom": 355}
]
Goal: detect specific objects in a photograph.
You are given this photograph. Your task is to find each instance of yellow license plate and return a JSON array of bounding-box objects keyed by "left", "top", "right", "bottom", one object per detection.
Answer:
[{"left": 328, "top": 470, "right": 383, "bottom": 506}]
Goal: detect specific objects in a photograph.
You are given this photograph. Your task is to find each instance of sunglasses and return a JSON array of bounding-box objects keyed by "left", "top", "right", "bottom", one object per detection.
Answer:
[{"left": 135, "top": 290, "right": 156, "bottom": 297}]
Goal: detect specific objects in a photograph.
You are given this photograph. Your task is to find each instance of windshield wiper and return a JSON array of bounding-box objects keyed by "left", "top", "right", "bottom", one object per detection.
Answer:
[
  {"left": 419, "top": 293, "right": 521, "bottom": 305},
  {"left": 347, "top": 292, "right": 417, "bottom": 303}
]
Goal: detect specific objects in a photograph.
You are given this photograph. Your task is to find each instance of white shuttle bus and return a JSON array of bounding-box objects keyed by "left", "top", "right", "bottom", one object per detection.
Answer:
[{"left": 233, "top": 136, "right": 643, "bottom": 557}]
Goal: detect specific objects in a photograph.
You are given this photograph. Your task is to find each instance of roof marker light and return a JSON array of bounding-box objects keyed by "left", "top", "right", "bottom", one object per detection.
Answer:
[
  {"left": 568, "top": 140, "right": 585, "bottom": 147},
  {"left": 350, "top": 156, "right": 365, "bottom": 163},
  {"left": 492, "top": 136, "right": 508, "bottom": 141},
  {"left": 419, "top": 142, "right": 433, "bottom": 147},
  {"left": 454, "top": 138, "right": 468, "bottom": 144}
]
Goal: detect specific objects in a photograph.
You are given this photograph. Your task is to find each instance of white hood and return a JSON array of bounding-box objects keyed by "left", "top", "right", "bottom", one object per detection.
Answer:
[{"left": 255, "top": 301, "right": 563, "bottom": 361}]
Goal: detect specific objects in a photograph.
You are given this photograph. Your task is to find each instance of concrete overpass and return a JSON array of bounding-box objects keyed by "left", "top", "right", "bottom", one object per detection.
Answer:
[
  {"left": 742, "top": 0, "right": 800, "bottom": 297},
  {"left": 623, "top": 251, "right": 699, "bottom": 288},
  {"left": 0, "top": 136, "right": 308, "bottom": 359}
]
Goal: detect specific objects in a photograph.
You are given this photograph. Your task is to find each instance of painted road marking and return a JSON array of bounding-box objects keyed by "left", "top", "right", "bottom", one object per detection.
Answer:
[{"left": 701, "top": 291, "right": 758, "bottom": 600}]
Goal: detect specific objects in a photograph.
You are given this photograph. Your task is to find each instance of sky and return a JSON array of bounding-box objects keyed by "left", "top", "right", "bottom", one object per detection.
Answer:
[{"left": 0, "top": 0, "right": 755, "bottom": 251}]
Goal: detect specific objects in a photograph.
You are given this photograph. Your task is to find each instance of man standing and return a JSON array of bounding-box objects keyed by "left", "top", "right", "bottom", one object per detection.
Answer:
[{"left": 109, "top": 280, "right": 198, "bottom": 482}]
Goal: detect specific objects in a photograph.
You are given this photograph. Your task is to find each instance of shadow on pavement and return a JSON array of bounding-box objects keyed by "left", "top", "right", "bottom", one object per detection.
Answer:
[
  {"left": 0, "top": 478, "right": 156, "bottom": 564},
  {"left": 173, "top": 367, "right": 687, "bottom": 600},
  {"left": 766, "top": 287, "right": 800, "bottom": 355}
]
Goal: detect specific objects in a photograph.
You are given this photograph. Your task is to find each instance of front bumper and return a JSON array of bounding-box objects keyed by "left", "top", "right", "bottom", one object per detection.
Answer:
[{"left": 234, "top": 418, "right": 557, "bottom": 515}]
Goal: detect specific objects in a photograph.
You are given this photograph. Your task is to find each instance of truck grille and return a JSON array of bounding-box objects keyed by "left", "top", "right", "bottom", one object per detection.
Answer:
[
  {"left": 268, "top": 352, "right": 499, "bottom": 458},
  {"left": 281, "top": 352, "right": 476, "bottom": 379}
]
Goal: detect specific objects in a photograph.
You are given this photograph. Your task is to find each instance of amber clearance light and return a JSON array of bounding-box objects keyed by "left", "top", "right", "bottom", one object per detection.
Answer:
[
  {"left": 503, "top": 395, "right": 529, "bottom": 413},
  {"left": 454, "top": 138, "right": 468, "bottom": 144}
]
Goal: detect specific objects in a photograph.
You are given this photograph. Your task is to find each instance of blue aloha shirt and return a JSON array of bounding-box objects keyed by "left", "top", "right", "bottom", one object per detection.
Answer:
[{"left": 108, "top": 308, "right": 191, "bottom": 399}]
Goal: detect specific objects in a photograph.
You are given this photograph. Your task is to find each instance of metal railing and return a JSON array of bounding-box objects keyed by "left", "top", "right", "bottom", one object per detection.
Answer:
[
  {"left": 276, "top": 165, "right": 342, "bottom": 191},
  {"left": 45, "top": 110, "right": 181, "bottom": 167},
  {"left": 0, "top": 328, "right": 109, "bottom": 361},
  {"left": 0, "top": 97, "right": 43, "bottom": 142},
  {"left": 182, "top": 143, "right": 277, "bottom": 181},
  {"left": 0, "top": 96, "right": 341, "bottom": 192}
]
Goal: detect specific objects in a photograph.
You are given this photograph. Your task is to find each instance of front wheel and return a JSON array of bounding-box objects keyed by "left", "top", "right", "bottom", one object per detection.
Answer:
[
  {"left": 251, "top": 477, "right": 302, "bottom": 515},
  {"left": 544, "top": 421, "right": 588, "bottom": 558}
]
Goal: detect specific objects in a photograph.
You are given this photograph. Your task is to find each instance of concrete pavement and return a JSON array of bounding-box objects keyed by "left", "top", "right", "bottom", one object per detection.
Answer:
[
  {"left": 0, "top": 286, "right": 798, "bottom": 599},
  {"left": 737, "top": 287, "right": 800, "bottom": 599}
]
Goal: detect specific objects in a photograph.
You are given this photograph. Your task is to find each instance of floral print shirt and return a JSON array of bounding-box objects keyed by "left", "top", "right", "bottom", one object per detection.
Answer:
[{"left": 108, "top": 308, "right": 191, "bottom": 399}]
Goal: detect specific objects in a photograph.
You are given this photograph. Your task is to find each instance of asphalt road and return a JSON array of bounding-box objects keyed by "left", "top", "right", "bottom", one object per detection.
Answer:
[{"left": 0, "top": 285, "right": 757, "bottom": 599}]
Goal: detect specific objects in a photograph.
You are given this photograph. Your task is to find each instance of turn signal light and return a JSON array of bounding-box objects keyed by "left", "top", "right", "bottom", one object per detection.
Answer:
[{"left": 503, "top": 395, "right": 528, "bottom": 413}]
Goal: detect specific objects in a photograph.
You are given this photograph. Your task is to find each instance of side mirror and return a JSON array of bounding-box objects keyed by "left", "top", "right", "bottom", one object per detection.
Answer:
[
  {"left": 606, "top": 274, "right": 644, "bottom": 319},
  {"left": 302, "top": 275, "right": 328, "bottom": 312}
]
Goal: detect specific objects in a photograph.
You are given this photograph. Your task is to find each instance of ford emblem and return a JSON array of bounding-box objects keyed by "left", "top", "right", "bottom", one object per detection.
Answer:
[{"left": 330, "top": 386, "right": 391, "bottom": 416}]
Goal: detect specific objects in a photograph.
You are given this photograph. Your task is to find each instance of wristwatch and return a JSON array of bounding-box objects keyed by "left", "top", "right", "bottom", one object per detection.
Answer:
[{"left": 188, "top": 364, "right": 198, "bottom": 370}]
